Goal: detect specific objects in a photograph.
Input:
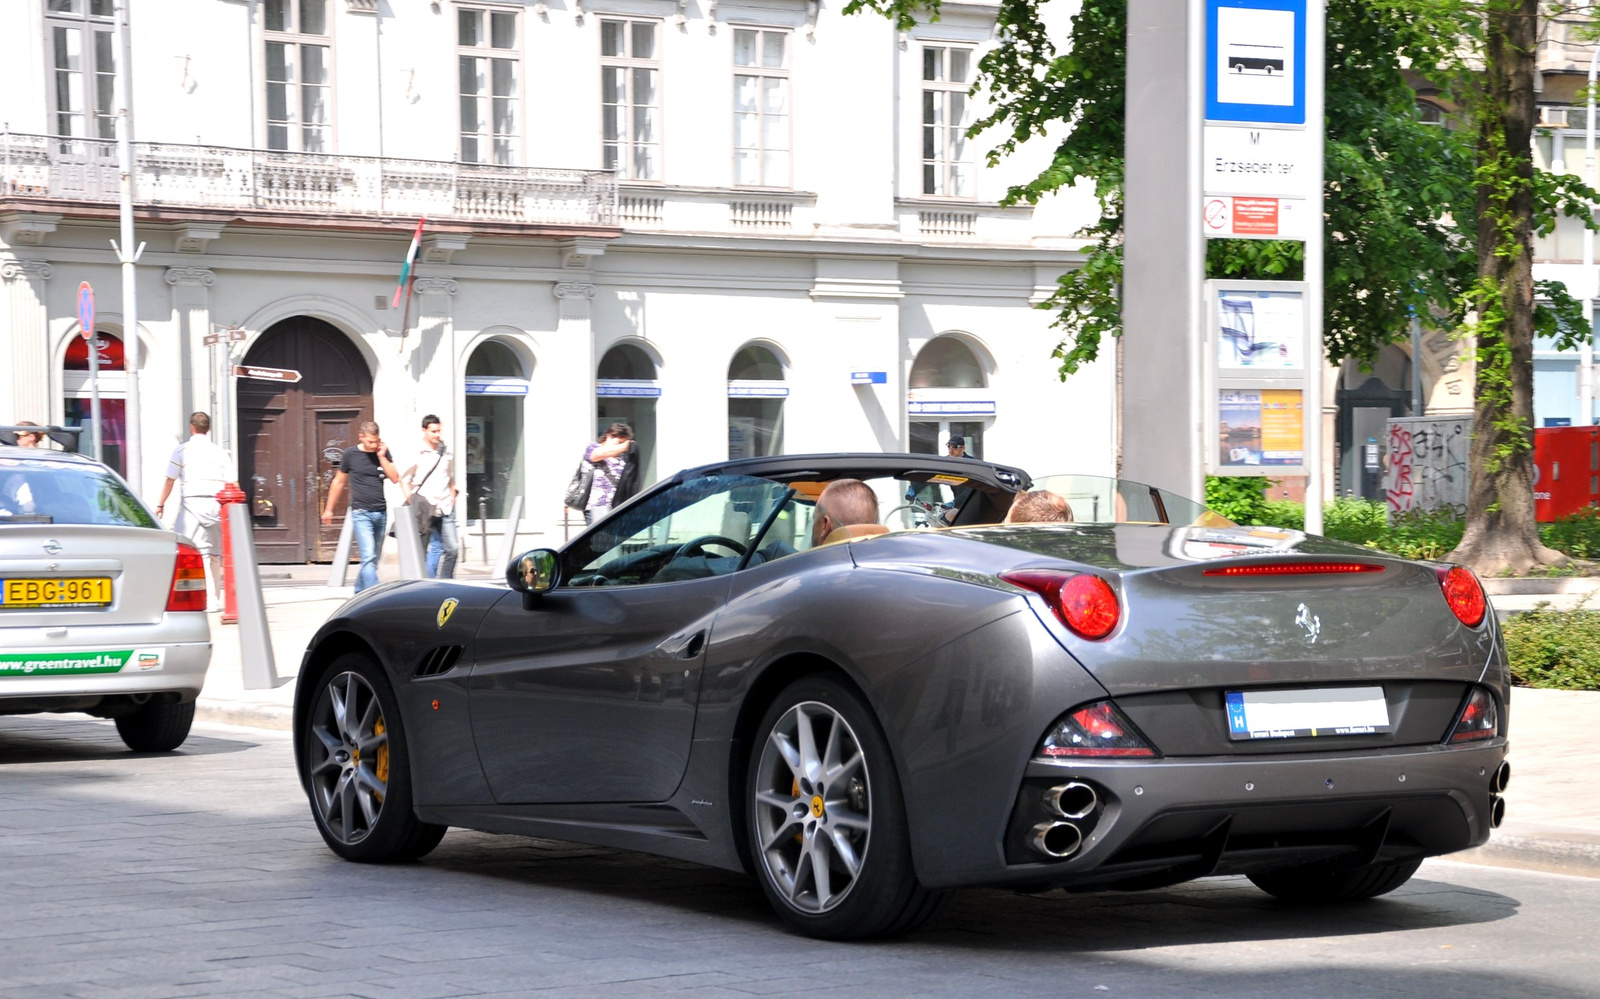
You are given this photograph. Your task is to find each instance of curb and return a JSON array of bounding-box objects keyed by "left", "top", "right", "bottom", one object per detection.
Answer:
[
  {"left": 196, "top": 699, "right": 293, "bottom": 731},
  {"left": 1482, "top": 577, "right": 1600, "bottom": 597},
  {"left": 1449, "top": 834, "right": 1600, "bottom": 880}
]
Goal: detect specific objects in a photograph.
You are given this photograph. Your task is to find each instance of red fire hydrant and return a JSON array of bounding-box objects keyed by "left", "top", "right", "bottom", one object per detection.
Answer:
[{"left": 216, "top": 482, "right": 247, "bottom": 625}]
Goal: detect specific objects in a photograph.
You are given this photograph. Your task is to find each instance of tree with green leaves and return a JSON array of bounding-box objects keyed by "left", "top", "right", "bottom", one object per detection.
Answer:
[{"left": 845, "top": 0, "right": 1597, "bottom": 573}]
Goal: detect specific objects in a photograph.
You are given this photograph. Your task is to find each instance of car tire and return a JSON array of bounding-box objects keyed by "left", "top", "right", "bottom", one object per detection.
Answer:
[
  {"left": 1248, "top": 857, "right": 1423, "bottom": 903},
  {"left": 115, "top": 698, "right": 195, "bottom": 752},
  {"left": 746, "top": 675, "right": 946, "bottom": 939},
  {"left": 302, "top": 652, "right": 448, "bottom": 864}
]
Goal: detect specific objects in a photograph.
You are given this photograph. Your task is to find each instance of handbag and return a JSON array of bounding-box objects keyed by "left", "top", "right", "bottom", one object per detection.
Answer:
[
  {"left": 390, "top": 451, "right": 443, "bottom": 538},
  {"left": 565, "top": 458, "right": 596, "bottom": 510}
]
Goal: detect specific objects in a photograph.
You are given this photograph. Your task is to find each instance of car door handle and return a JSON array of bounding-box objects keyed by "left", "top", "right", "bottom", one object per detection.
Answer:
[{"left": 659, "top": 630, "right": 705, "bottom": 659}]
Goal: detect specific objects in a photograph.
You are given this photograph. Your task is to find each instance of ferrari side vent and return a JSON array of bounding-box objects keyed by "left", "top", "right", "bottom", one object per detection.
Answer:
[{"left": 414, "top": 645, "right": 463, "bottom": 678}]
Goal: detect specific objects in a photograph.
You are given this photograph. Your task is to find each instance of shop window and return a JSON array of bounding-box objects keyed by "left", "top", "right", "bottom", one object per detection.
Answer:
[
  {"left": 908, "top": 335, "right": 989, "bottom": 458},
  {"left": 62, "top": 328, "right": 127, "bottom": 475},
  {"left": 596, "top": 343, "right": 659, "bottom": 486},
  {"left": 909, "top": 335, "right": 985, "bottom": 389},
  {"left": 464, "top": 339, "right": 527, "bottom": 520},
  {"left": 728, "top": 343, "right": 785, "bottom": 460}
]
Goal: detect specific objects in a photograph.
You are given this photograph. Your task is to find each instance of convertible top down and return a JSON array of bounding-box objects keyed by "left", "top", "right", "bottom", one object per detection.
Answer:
[{"left": 293, "top": 453, "right": 1509, "bottom": 938}]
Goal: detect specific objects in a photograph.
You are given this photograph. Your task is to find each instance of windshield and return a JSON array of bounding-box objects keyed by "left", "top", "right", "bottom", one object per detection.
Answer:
[
  {"left": 0, "top": 455, "right": 158, "bottom": 528},
  {"left": 1020, "top": 474, "right": 1233, "bottom": 527}
]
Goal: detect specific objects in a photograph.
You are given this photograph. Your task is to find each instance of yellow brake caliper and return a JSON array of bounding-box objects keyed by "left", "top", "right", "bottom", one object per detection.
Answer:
[{"left": 374, "top": 716, "right": 389, "bottom": 802}]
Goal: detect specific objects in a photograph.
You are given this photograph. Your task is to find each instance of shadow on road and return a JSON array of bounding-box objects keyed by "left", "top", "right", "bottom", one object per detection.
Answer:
[{"left": 0, "top": 715, "right": 257, "bottom": 765}]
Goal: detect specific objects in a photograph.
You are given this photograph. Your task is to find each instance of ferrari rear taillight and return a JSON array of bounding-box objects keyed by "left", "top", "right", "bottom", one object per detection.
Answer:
[
  {"left": 1037, "top": 700, "right": 1156, "bottom": 758},
  {"left": 165, "top": 543, "right": 207, "bottom": 612},
  {"left": 1447, "top": 686, "right": 1499, "bottom": 744},
  {"left": 1437, "top": 565, "right": 1487, "bottom": 628},
  {"left": 1002, "top": 569, "right": 1121, "bottom": 639}
]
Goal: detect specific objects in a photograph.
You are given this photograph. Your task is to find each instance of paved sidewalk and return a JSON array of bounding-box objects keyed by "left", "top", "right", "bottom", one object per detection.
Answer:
[{"left": 194, "top": 580, "right": 1600, "bottom": 880}]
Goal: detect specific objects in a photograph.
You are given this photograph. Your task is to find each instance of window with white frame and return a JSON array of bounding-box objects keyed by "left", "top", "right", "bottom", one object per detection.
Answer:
[
  {"left": 263, "top": 0, "right": 332, "bottom": 152},
  {"left": 458, "top": 5, "right": 519, "bottom": 165},
  {"left": 601, "top": 19, "right": 661, "bottom": 181},
  {"left": 733, "top": 28, "right": 790, "bottom": 187},
  {"left": 922, "top": 44, "right": 974, "bottom": 197},
  {"left": 45, "top": 0, "right": 117, "bottom": 144}
]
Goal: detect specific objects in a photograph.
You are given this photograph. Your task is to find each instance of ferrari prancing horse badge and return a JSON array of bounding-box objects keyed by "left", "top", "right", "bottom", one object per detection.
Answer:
[{"left": 437, "top": 598, "right": 459, "bottom": 629}]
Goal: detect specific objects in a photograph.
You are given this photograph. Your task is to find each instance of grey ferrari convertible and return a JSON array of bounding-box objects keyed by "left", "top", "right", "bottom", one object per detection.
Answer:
[{"left": 292, "top": 453, "right": 1509, "bottom": 939}]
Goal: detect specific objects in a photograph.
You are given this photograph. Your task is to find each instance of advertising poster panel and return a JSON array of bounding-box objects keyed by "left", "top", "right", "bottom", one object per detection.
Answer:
[{"left": 1217, "top": 388, "right": 1303, "bottom": 467}]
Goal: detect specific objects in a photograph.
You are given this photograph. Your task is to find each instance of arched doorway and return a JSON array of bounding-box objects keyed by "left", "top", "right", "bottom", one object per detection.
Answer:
[
  {"left": 238, "top": 317, "right": 373, "bottom": 563},
  {"left": 596, "top": 343, "right": 658, "bottom": 485},
  {"left": 62, "top": 328, "right": 127, "bottom": 475},
  {"left": 463, "top": 339, "right": 528, "bottom": 519},
  {"left": 907, "top": 335, "right": 991, "bottom": 457},
  {"left": 727, "top": 343, "right": 786, "bottom": 459}
]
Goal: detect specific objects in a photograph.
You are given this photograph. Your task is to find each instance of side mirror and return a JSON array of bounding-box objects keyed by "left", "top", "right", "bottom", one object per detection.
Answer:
[{"left": 507, "top": 549, "right": 560, "bottom": 608}]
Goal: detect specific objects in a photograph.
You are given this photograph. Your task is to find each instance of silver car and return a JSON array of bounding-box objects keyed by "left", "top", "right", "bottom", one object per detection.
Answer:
[{"left": 0, "top": 445, "right": 211, "bottom": 751}]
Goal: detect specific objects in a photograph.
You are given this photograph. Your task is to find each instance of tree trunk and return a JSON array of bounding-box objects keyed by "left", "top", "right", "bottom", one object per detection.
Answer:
[{"left": 1450, "top": 0, "right": 1569, "bottom": 575}]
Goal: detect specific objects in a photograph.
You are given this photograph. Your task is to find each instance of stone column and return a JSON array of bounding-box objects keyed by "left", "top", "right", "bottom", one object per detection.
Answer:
[
  {"left": 165, "top": 266, "right": 215, "bottom": 443},
  {"left": 2, "top": 259, "right": 54, "bottom": 425},
  {"left": 547, "top": 281, "right": 597, "bottom": 538},
  {"left": 412, "top": 278, "right": 459, "bottom": 430}
]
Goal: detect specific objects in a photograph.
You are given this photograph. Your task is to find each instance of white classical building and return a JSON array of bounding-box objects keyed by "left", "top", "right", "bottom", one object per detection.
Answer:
[{"left": 0, "top": 0, "right": 1107, "bottom": 561}]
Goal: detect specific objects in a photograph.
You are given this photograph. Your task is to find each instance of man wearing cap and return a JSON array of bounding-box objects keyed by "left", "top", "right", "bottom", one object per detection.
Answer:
[
  {"left": 946, "top": 434, "right": 972, "bottom": 459},
  {"left": 155, "top": 412, "right": 237, "bottom": 611}
]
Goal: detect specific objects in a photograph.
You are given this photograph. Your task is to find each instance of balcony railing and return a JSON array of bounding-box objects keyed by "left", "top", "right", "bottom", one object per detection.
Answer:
[{"left": 0, "top": 132, "right": 617, "bottom": 228}]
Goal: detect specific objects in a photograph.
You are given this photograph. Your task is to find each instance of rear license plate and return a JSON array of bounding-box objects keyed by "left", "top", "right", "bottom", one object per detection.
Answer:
[
  {"left": 1225, "top": 686, "right": 1390, "bottom": 740},
  {"left": 1, "top": 577, "right": 113, "bottom": 609}
]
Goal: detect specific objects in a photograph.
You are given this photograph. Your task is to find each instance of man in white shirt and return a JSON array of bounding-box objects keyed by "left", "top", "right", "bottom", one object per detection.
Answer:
[
  {"left": 401, "top": 414, "right": 459, "bottom": 578},
  {"left": 155, "top": 412, "right": 237, "bottom": 610}
]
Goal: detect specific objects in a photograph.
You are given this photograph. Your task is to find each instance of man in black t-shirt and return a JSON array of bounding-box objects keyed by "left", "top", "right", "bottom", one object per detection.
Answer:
[{"left": 322, "top": 421, "right": 401, "bottom": 592}]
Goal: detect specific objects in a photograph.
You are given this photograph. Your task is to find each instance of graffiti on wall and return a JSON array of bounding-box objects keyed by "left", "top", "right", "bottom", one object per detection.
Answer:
[{"left": 1384, "top": 416, "right": 1470, "bottom": 520}]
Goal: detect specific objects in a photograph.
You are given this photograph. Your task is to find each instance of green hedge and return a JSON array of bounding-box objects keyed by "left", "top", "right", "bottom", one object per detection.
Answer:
[{"left": 1504, "top": 604, "right": 1600, "bottom": 690}]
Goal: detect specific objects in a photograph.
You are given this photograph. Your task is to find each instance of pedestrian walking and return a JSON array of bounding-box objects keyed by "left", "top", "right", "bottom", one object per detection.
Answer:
[
  {"left": 154, "top": 412, "right": 237, "bottom": 610},
  {"left": 401, "top": 414, "right": 459, "bottom": 578},
  {"left": 321, "top": 421, "right": 401, "bottom": 592},
  {"left": 568, "top": 422, "right": 641, "bottom": 525}
]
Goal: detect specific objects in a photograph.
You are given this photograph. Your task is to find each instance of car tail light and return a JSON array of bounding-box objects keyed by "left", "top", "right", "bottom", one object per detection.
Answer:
[
  {"left": 1202, "top": 561, "right": 1385, "bottom": 576},
  {"left": 1447, "top": 686, "right": 1499, "bottom": 744},
  {"left": 166, "top": 543, "right": 207, "bottom": 612},
  {"left": 1037, "top": 700, "right": 1157, "bottom": 758},
  {"left": 1002, "top": 569, "right": 1121, "bottom": 639},
  {"left": 1437, "top": 565, "right": 1487, "bottom": 627}
]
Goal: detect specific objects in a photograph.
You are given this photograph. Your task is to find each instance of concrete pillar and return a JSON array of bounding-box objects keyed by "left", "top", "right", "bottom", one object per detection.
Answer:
[
  {"left": 2, "top": 259, "right": 54, "bottom": 425},
  {"left": 550, "top": 279, "right": 597, "bottom": 538},
  {"left": 165, "top": 265, "right": 214, "bottom": 438},
  {"left": 412, "top": 278, "right": 459, "bottom": 431}
]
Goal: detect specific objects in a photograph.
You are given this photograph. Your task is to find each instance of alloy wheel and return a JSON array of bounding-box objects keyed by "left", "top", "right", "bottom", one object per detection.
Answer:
[
  {"left": 308, "top": 670, "right": 391, "bottom": 846},
  {"left": 753, "top": 700, "right": 872, "bottom": 914}
]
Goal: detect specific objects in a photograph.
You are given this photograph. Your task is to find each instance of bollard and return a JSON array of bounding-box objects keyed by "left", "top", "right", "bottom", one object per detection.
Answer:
[
  {"left": 227, "top": 501, "right": 286, "bottom": 689},
  {"left": 326, "top": 512, "right": 355, "bottom": 588},
  {"left": 494, "top": 496, "right": 524, "bottom": 573},
  {"left": 478, "top": 496, "right": 489, "bottom": 565},
  {"left": 216, "top": 482, "right": 247, "bottom": 625},
  {"left": 393, "top": 502, "right": 427, "bottom": 579}
]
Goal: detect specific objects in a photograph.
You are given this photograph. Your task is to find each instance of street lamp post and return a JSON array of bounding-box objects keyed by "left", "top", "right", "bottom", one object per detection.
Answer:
[{"left": 113, "top": 0, "right": 143, "bottom": 491}]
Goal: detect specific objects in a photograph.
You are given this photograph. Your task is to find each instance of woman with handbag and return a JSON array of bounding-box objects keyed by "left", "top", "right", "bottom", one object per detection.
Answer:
[{"left": 568, "top": 422, "right": 640, "bottom": 525}]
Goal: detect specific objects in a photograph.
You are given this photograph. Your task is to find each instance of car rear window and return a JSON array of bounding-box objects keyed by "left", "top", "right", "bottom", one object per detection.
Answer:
[{"left": 0, "top": 457, "right": 157, "bottom": 528}]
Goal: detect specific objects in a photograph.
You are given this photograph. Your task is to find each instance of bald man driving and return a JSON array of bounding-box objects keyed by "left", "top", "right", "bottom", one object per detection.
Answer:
[{"left": 812, "top": 478, "right": 888, "bottom": 546}]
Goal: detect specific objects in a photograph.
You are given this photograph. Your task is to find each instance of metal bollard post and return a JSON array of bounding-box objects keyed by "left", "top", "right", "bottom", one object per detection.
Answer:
[
  {"left": 393, "top": 502, "right": 426, "bottom": 579},
  {"left": 494, "top": 496, "right": 524, "bottom": 572},
  {"left": 326, "top": 512, "right": 355, "bottom": 588},
  {"left": 479, "top": 496, "right": 489, "bottom": 564},
  {"left": 227, "top": 501, "right": 286, "bottom": 689},
  {"left": 216, "top": 482, "right": 246, "bottom": 625}
]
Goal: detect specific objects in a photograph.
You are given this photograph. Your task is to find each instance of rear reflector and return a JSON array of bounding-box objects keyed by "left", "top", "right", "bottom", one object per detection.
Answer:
[
  {"left": 1437, "top": 565, "right": 1487, "bottom": 627},
  {"left": 1202, "top": 562, "right": 1386, "bottom": 577},
  {"left": 166, "top": 542, "right": 207, "bottom": 612},
  {"left": 1002, "top": 569, "right": 1121, "bottom": 639},
  {"left": 1447, "top": 686, "right": 1498, "bottom": 744},
  {"left": 1038, "top": 701, "right": 1157, "bottom": 758}
]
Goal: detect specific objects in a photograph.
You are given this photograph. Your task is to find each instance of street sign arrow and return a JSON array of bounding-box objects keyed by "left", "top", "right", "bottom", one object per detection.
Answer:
[{"left": 233, "top": 364, "right": 303, "bottom": 384}]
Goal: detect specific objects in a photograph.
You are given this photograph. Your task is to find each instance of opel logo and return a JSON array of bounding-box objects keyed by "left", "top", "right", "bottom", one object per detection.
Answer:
[{"left": 41, "top": 540, "right": 62, "bottom": 556}]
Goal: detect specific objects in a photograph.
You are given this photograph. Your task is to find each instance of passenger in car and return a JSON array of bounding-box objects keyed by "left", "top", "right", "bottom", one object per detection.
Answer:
[
  {"left": 813, "top": 479, "right": 890, "bottom": 546},
  {"left": 1005, "top": 490, "right": 1074, "bottom": 524}
]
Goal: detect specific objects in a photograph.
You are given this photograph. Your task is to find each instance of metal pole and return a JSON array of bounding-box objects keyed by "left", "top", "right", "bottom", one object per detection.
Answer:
[
  {"left": 1410, "top": 312, "right": 1425, "bottom": 417},
  {"left": 1583, "top": 44, "right": 1599, "bottom": 426},
  {"left": 479, "top": 496, "right": 489, "bottom": 564},
  {"left": 114, "top": 0, "right": 143, "bottom": 494},
  {"left": 1303, "top": 0, "right": 1327, "bottom": 536},
  {"left": 89, "top": 328, "right": 102, "bottom": 462}
]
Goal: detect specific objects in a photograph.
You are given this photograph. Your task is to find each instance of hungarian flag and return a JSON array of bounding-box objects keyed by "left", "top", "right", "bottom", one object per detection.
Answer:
[{"left": 392, "top": 217, "right": 425, "bottom": 308}]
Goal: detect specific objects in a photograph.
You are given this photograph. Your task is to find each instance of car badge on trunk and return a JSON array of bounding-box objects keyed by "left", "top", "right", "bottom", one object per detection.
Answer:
[
  {"left": 1294, "top": 602, "right": 1321, "bottom": 644},
  {"left": 437, "top": 598, "right": 459, "bottom": 629},
  {"left": 41, "top": 540, "right": 62, "bottom": 555}
]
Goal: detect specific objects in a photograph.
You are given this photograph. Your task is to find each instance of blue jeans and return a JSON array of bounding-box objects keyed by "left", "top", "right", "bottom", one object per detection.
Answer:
[
  {"left": 350, "top": 508, "right": 387, "bottom": 592},
  {"left": 427, "top": 512, "right": 458, "bottom": 578}
]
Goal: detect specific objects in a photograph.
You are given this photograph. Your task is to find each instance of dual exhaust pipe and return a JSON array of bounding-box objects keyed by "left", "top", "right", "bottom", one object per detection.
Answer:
[
  {"left": 1029, "top": 781, "right": 1099, "bottom": 860},
  {"left": 1490, "top": 761, "right": 1510, "bottom": 829}
]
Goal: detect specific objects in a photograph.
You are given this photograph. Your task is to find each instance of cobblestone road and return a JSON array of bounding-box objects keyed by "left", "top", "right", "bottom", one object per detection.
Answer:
[{"left": 1, "top": 716, "right": 1597, "bottom": 999}]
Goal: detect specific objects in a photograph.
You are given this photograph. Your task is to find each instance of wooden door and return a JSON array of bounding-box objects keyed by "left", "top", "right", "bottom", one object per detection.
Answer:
[{"left": 238, "top": 317, "right": 373, "bottom": 563}]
